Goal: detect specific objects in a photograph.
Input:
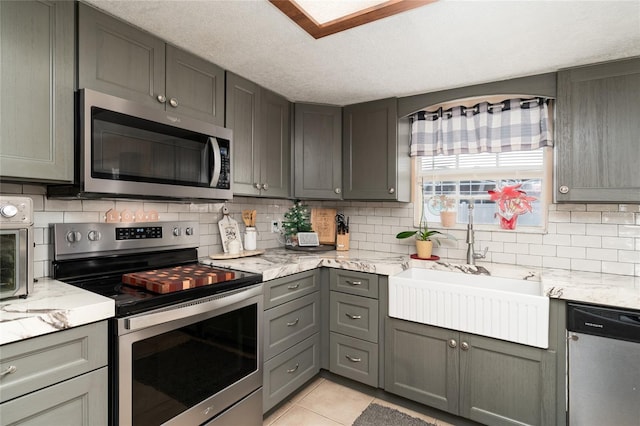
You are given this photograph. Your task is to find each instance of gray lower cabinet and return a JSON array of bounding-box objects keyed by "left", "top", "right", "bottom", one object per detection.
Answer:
[
  {"left": 293, "top": 103, "right": 342, "bottom": 199},
  {"left": 329, "top": 270, "right": 382, "bottom": 387},
  {"left": 262, "top": 271, "right": 321, "bottom": 412},
  {"left": 385, "top": 303, "right": 564, "bottom": 426},
  {"left": 556, "top": 57, "right": 640, "bottom": 202},
  {"left": 78, "top": 3, "right": 224, "bottom": 125},
  {"left": 342, "top": 98, "right": 410, "bottom": 201},
  {"left": 0, "top": 321, "right": 109, "bottom": 425},
  {"left": 0, "top": 0, "right": 74, "bottom": 182},
  {"left": 226, "top": 72, "right": 290, "bottom": 198}
]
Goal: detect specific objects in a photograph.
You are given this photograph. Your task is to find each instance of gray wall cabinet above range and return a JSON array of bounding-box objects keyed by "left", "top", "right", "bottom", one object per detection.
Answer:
[
  {"left": 226, "top": 72, "right": 291, "bottom": 198},
  {"left": 0, "top": 0, "right": 74, "bottom": 183},
  {"left": 293, "top": 104, "right": 343, "bottom": 199},
  {"left": 343, "top": 98, "right": 410, "bottom": 201},
  {"left": 78, "top": 3, "right": 225, "bottom": 126},
  {"left": 556, "top": 57, "right": 640, "bottom": 203}
]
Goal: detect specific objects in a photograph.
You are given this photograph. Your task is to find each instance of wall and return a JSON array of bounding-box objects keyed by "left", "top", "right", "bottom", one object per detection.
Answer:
[{"left": 2, "top": 183, "right": 639, "bottom": 278}]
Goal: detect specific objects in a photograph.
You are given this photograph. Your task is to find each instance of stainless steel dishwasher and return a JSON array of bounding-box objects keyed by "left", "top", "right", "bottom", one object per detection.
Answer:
[{"left": 567, "top": 303, "right": 640, "bottom": 426}]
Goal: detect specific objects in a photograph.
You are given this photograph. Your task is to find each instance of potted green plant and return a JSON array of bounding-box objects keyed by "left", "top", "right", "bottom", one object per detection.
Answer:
[
  {"left": 396, "top": 221, "right": 443, "bottom": 259},
  {"left": 281, "top": 200, "right": 312, "bottom": 246}
]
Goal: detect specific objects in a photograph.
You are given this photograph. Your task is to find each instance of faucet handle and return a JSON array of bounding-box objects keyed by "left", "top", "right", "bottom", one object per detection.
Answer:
[{"left": 474, "top": 246, "right": 489, "bottom": 259}]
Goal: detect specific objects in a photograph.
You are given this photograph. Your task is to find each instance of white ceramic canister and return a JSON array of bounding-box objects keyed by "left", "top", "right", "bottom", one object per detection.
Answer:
[
  {"left": 228, "top": 238, "right": 241, "bottom": 255},
  {"left": 244, "top": 227, "right": 257, "bottom": 251}
]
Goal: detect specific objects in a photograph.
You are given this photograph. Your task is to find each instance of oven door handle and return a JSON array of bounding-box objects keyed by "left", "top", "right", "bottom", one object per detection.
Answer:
[{"left": 124, "top": 284, "right": 262, "bottom": 332}]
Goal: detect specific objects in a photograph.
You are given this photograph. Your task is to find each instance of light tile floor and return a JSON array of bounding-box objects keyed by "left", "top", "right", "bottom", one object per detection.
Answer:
[{"left": 263, "top": 377, "right": 455, "bottom": 426}]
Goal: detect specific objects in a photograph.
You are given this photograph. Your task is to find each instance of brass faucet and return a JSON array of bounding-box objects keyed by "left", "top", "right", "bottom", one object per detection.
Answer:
[{"left": 466, "top": 204, "right": 488, "bottom": 265}]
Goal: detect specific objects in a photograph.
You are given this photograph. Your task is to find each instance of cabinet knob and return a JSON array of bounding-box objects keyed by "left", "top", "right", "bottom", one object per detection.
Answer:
[
  {"left": 169, "top": 98, "right": 178, "bottom": 108},
  {"left": 334, "top": 188, "right": 341, "bottom": 194},
  {"left": 461, "top": 341, "right": 470, "bottom": 351},
  {"left": 559, "top": 185, "right": 569, "bottom": 194},
  {"left": 262, "top": 183, "right": 269, "bottom": 191},
  {"left": 448, "top": 339, "right": 457, "bottom": 348},
  {"left": 388, "top": 187, "right": 395, "bottom": 194},
  {"left": 156, "top": 94, "right": 166, "bottom": 103},
  {"left": 254, "top": 183, "right": 261, "bottom": 189}
]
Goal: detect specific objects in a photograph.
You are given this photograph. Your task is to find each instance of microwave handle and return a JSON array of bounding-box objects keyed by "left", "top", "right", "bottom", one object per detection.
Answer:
[{"left": 208, "top": 137, "right": 222, "bottom": 188}]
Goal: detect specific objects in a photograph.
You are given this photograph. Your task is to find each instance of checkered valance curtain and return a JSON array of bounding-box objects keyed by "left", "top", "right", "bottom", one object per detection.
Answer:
[{"left": 409, "top": 98, "right": 553, "bottom": 156}]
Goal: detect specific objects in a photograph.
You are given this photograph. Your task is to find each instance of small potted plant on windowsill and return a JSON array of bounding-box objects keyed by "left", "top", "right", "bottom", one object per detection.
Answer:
[{"left": 396, "top": 221, "right": 443, "bottom": 259}]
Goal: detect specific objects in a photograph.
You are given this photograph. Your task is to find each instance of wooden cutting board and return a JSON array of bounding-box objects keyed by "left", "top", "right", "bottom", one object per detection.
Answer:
[
  {"left": 311, "top": 208, "right": 337, "bottom": 244},
  {"left": 123, "top": 265, "right": 235, "bottom": 294}
]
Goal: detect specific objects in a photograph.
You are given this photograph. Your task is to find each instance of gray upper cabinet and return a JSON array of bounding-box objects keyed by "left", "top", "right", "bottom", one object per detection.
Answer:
[
  {"left": 342, "top": 98, "right": 410, "bottom": 201},
  {"left": 226, "top": 72, "right": 290, "bottom": 198},
  {"left": 294, "top": 104, "right": 342, "bottom": 199},
  {"left": 78, "top": 3, "right": 224, "bottom": 126},
  {"left": 556, "top": 58, "right": 640, "bottom": 202},
  {"left": 0, "top": 0, "right": 74, "bottom": 182}
]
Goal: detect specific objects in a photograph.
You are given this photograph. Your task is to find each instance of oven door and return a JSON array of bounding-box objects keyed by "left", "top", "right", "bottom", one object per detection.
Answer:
[
  {"left": 115, "top": 284, "right": 262, "bottom": 426},
  {"left": 0, "top": 229, "right": 30, "bottom": 299}
]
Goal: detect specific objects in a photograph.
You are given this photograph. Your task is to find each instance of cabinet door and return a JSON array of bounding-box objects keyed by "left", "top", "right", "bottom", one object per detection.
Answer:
[
  {"left": 384, "top": 318, "right": 459, "bottom": 413},
  {"left": 165, "top": 45, "right": 225, "bottom": 126},
  {"left": 343, "top": 98, "right": 405, "bottom": 200},
  {"left": 0, "top": 367, "right": 108, "bottom": 426},
  {"left": 226, "top": 72, "right": 261, "bottom": 196},
  {"left": 459, "top": 333, "right": 556, "bottom": 426},
  {"left": 556, "top": 58, "right": 640, "bottom": 202},
  {"left": 261, "top": 89, "right": 291, "bottom": 198},
  {"left": 294, "top": 104, "right": 342, "bottom": 199},
  {"left": 0, "top": 0, "right": 74, "bottom": 182},
  {"left": 78, "top": 3, "right": 165, "bottom": 109}
]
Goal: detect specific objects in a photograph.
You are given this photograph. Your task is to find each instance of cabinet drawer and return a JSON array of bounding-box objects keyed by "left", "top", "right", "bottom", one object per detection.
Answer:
[
  {"left": 0, "top": 321, "right": 108, "bottom": 403},
  {"left": 264, "top": 292, "right": 320, "bottom": 360},
  {"left": 263, "top": 334, "right": 320, "bottom": 413},
  {"left": 0, "top": 367, "right": 108, "bottom": 426},
  {"left": 264, "top": 270, "right": 319, "bottom": 309},
  {"left": 330, "top": 291, "right": 378, "bottom": 343},
  {"left": 329, "top": 332, "right": 378, "bottom": 387},
  {"left": 330, "top": 270, "right": 378, "bottom": 298}
]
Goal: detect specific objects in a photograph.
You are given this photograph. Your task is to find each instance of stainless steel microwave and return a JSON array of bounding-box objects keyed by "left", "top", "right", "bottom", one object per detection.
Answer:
[
  {"left": 0, "top": 196, "right": 33, "bottom": 300},
  {"left": 49, "top": 89, "right": 233, "bottom": 201}
]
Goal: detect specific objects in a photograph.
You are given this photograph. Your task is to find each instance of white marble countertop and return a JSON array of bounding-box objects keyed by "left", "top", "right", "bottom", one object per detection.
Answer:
[
  {"left": 203, "top": 248, "right": 640, "bottom": 311},
  {"left": 0, "top": 278, "right": 115, "bottom": 346}
]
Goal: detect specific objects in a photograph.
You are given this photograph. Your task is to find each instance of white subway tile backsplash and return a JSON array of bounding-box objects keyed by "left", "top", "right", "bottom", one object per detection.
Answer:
[
  {"left": 45, "top": 198, "right": 82, "bottom": 211},
  {"left": 516, "top": 233, "right": 543, "bottom": 244},
  {"left": 382, "top": 216, "right": 400, "bottom": 226},
  {"left": 492, "top": 232, "right": 517, "bottom": 242},
  {"left": 571, "top": 212, "right": 602, "bottom": 223},
  {"left": 543, "top": 256, "right": 571, "bottom": 269},
  {"left": 618, "top": 225, "right": 640, "bottom": 237},
  {"left": 491, "top": 252, "right": 517, "bottom": 264},
  {"left": 618, "top": 250, "right": 640, "bottom": 263},
  {"left": 548, "top": 211, "right": 571, "bottom": 223},
  {"left": 557, "top": 246, "right": 586, "bottom": 259},
  {"left": 585, "top": 248, "right": 618, "bottom": 262},
  {"left": 602, "top": 212, "right": 635, "bottom": 224},
  {"left": 584, "top": 223, "right": 618, "bottom": 236},
  {"left": 33, "top": 211, "right": 64, "bottom": 227},
  {"left": 542, "top": 234, "right": 572, "bottom": 246},
  {"left": 619, "top": 204, "right": 640, "bottom": 213},
  {"left": 556, "top": 223, "right": 586, "bottom": 235},
  {"left": 571, "top": 259, "right": 601, "bottom": 273},
  {"left": 530, "top": 244, "right": 553, "bottom": 256},
  {"left": 602, "top": 262, "right": 635, "bottom": 276},
  {"left": 516, "top": 254, "right": 543, "bottom": 267},
  {"left": 557, "top": 203, "right": 586, "bottom": 212},
  {"left": 587, "top": 204, "right": 620, "bottom": 212},
  {"left": 64, "top": 212, "right": 102, "bottom": 223},
  {"left": 504, "top": 242, "right": 529, "bottom": 254},
  {"left": 366, "top": 216, "right": 383, "bottom": 225},
  {"left": 571, "top": 235, "right": 601, "bottom": 248},
  {"left": 82, "top": 200, "right": 116, "bottom": 212},
  {"left": 602, "top": 236, "right": 634, "bottom": 250}
]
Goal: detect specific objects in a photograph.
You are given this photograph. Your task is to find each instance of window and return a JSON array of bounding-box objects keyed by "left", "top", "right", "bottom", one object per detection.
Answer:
[{"left": 415, "top": 147, "right": 552, "bottom": 230}]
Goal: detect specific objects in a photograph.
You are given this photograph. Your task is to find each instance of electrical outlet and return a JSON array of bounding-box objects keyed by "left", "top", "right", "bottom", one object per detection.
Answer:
[{"left": 271, "top": 221, "right": 280, "bottom": 233}]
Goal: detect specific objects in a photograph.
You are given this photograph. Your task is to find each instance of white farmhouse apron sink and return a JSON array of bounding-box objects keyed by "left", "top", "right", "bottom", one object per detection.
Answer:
[{"left": 389, "top": 268, "right": 549, "bottom": 348}]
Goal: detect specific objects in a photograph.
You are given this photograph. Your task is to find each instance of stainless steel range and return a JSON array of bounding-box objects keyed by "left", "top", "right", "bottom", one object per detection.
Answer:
[{"left": 52, "top": 221, "right": 263, "bottom": 426}]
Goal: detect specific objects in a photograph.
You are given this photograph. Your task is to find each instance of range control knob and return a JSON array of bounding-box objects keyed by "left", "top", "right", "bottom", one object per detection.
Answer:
[
  {"left": 0, "top": 204, "right": 18, "bottom": 218},
  {"left": 66, "top": 231, "right": 82, "bottom": 243},
  {"left": 185, "top": 227, "right": 194, "bottom": 236},
  {"left": 173, "top": 227, "right": 182, "bottom": 237},
  {"left": 87, "top": 230, "right": 102, "bottom": 241}
]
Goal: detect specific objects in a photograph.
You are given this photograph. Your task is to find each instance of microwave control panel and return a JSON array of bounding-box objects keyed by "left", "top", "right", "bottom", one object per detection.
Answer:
[{"left": 216, "top": 140, "right": 231, "bottom": 189}]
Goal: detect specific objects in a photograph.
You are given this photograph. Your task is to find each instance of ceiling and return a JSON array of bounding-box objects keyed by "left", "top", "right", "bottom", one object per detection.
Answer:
[{"left": 83, "top": 0, "right": 640, "bottom": 106}]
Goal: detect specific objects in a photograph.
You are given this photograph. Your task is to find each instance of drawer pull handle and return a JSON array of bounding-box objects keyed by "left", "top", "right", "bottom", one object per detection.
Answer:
[
  {"left": 1, "top": 365, "right": 17, "bottom": 377},
  {"left": 346, "top": 280, "right": 362, "bottom": 286},
  {"left": 286, "top": 318, "right": 299, "bottom": 327},
  {"left": 287, "top": 284, "right": 300, "bottom": 290},
  {"left": 287, "top": 363, "right": 299, "bottom": 374},
  {"left": 345, "top": 355, "right": 362, "bottom": 363},
  {"left": 345, "top": 313, "right": 362, "bottom": 320}
]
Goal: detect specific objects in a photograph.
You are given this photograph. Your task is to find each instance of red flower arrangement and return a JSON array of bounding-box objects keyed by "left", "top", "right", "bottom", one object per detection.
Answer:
[{"left": 488, "top": 183, "right": 537, "bottom": 230}]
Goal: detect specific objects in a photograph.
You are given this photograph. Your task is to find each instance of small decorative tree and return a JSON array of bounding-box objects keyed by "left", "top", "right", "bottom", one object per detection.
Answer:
[{"left": 282, "top": 201, "right": 312, "bottom": 238}]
